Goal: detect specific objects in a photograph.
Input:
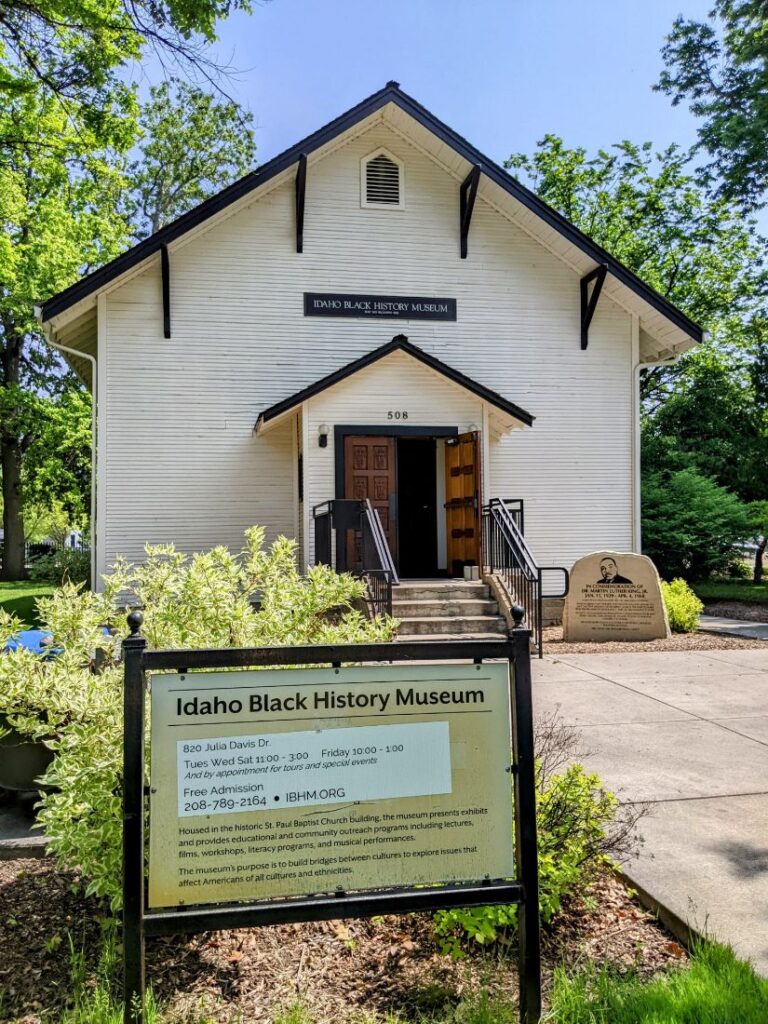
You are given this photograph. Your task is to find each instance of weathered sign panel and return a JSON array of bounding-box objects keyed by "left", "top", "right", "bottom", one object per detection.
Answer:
[
  {"left": 563, "top": 551, "right": 670, "bottom": 642},
  {"left": 149, "top": 663, "right": 514, "bottom": 908}
]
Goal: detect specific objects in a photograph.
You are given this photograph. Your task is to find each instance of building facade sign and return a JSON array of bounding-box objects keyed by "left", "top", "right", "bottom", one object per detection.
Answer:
[
  {"left": 149, "top": 662, "right": 514, "bottom": 908},
  {"left": 304, "top": 292, "right": 457, "bottom": 320}
]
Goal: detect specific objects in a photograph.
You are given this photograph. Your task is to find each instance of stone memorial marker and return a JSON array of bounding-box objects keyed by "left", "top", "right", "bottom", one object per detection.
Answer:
[{"left": 563, "top": 551, "right": 670, "bottom": 642}]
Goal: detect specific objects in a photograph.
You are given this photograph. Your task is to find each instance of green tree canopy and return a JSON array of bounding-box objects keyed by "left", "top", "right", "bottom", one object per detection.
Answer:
[
  {"left": 656, "top": 0, "right": 768, "bottom": 209},
  {"left": 642, "top": 467, "right": 753, "bottom": 580},
  {"left": 0, "top": 91, "right": 128, "bottom": 579},
  {"left": 506, "top": 136, "right": 767, "bottom": 334},
  {"left": 0, "top": 0, "right": 253, "bottom": 148},
  {"left": 507, "top": 134, "right": 768, "bottom": 574},
  {"left": 642, "top": 345, "right": 768, "bottom": 503},
  {"left": 0, "top": 80, "right": 256, "bottom": 579},
  {"left": 127, "top": 78, "right": 256, "bottom": 239},
  {"left": 506, "top": 136, "right": 768, "bottom": 405}
]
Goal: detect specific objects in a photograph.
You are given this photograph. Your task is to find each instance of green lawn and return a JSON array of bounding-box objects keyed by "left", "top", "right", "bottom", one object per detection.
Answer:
[
  {"left": 0, "top": 581, "right": 55, "bottom": 627},
  {"left": 692, "top": 579, "right": 768, "bottom": 605},
  {"left": 546, "top": 941, "right": 768, "bottom": 1023}
]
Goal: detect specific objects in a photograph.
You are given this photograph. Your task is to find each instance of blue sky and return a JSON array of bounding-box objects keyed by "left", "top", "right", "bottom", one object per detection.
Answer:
[{"left": 178, "top": 0, "right": 713, "bottom": 167}]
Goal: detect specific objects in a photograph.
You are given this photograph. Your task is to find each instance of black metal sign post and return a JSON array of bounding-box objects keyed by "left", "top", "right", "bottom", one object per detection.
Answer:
[{"left": 121, "top": 619, "right": 541, "bottom": 1024}]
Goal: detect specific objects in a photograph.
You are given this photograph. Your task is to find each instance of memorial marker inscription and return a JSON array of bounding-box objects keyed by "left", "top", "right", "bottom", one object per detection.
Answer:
[{"left": 563, "top": 551, "right": 670, "bottom": 642}]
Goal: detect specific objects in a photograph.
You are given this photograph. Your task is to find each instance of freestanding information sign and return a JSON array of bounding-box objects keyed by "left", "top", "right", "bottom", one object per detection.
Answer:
[{"left": 122, "top": 616, "right": 541, "bottom": 1023}]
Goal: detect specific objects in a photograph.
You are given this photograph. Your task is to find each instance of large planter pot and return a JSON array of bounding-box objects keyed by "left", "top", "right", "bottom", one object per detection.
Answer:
[{"left": 0, "top": 717, "right": 55, "bottom": 794}]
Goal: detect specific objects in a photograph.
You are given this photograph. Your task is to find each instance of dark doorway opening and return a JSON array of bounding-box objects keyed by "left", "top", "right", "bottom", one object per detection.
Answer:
[{"left": 397, "top": 437, "right": 438, "bottom": 577}]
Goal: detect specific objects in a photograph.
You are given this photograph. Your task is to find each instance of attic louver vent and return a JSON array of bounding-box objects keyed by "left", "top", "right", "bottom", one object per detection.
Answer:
[{"left": 365, "top": 153, "right": 401, "bottom": 206}]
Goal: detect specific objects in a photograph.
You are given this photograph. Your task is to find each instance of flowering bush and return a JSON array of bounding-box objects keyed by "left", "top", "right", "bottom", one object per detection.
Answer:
[{"left": 1, "top": 528, "right": 395, "bottom": 910}]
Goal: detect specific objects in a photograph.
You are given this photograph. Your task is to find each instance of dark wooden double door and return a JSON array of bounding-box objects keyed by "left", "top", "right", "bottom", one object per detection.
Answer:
[{"left": 343, "top": 432, "right": 480, "bottom": 577}]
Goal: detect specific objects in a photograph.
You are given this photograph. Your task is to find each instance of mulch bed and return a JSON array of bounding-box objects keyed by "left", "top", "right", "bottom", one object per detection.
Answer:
[
  {"left": 0, "top": 859, "right": 686, "bottom": 1023},
  {"left": 542, "top": 624, "right": 767, "bottom": 655},
  {"left": 703, "top": 600, "right": 768, "bottom": 623}
]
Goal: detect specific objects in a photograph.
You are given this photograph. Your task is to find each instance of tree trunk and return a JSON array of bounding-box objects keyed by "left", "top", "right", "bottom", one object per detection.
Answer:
[
  {"left": 754, "top": 537, "right": 767, "bottom": 584},
  {"left": 0, "top": 317, "right": 27, "bottom": 581},
  {"left": 1, "top": 434, "right": 26, "bottom": 580}
]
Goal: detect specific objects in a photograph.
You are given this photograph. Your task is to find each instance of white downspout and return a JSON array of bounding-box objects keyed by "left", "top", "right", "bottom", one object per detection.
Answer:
[{"left": 33, "top": 309, "right": 98, "bottom": 590}]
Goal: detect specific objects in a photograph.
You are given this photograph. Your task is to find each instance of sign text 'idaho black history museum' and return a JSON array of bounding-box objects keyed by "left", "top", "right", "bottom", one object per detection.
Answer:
[{"left": 121, "top": 628, "right": 543, "bottom": 1024}]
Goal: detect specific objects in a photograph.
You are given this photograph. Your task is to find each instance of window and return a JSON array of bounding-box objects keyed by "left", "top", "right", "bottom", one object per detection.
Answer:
[{"left": 361, "top": 149, "right": 404, "bottom": 208}]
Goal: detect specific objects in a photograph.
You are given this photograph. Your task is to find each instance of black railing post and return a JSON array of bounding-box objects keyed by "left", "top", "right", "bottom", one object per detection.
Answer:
[
  {"left": 510, "top": 607, "right": 541, "bottom": 1024},
  {"left": 123, "top": 612, "right": 147, "bottom": 1024},
  {"left": 536, "top": 570, "right": 544, "bottom": 658}
]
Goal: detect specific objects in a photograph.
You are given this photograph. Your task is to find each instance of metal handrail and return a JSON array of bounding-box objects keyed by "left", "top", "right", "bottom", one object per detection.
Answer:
[
  {"left": 312, "top": 499, "right": 397, "bottom": 618},
  {"left": 361, "top": 500, "right": 399, "bottom": 585},
  {"left": 482, "top": 499, "right": 569, "bottom": 658},
  {"left": 359, "top": 500, "right": 397, "bottom": 617}
]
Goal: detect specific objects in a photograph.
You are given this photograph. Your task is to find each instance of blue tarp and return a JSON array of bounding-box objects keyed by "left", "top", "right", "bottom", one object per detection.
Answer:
[{"left": 3, "top": 629, "right": 55, "bottom": 655}]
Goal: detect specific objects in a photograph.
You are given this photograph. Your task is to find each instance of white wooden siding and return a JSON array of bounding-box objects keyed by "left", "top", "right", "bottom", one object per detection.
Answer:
[{"left": 101, "top": 119, "right": 633, "bottom": 575}]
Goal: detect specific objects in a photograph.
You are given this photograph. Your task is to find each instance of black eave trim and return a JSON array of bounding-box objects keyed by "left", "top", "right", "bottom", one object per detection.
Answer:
[
  {"left": 40, "top": 84, "right": 703, "bottom": 343},
  {"left": 255, "top": 337, "right": 534, "bottom": 429}
]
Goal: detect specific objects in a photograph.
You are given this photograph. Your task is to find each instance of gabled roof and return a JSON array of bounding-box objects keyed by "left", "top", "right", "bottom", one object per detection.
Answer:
[
  {"left": 254, "top": 336, "right": 534, "bottom": 432},
  {"left": 40, "top": 81, "right": 703, "bottom": 353}
]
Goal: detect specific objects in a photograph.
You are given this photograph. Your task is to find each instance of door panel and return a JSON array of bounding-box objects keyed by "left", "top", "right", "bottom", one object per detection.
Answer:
[
  {"left": 444, "top": 431, "right": 481, "bottom": 576},
  {"left": 344, "top": 436, "right": 397, "bottom": 565}
]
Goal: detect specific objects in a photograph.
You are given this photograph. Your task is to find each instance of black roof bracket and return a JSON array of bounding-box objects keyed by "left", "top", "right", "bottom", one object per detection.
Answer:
[
  {"left": 460, "top": 165, "right": 481, "bottom": 259},
  {"left": 160, "top": 244, "right": 171, "bottom": 339},
  {"left": 38, "top": 83, "right": 702, "bottom": 346},
  {"left": 296, "top": 153, "right": 307, "bottom": 254},
  {"left": 580, "top": 263, "right": 607, "bottom": 350}
]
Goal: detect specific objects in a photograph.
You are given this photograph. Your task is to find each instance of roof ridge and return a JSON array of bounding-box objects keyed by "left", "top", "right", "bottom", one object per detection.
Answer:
[{"left": 39, "top": 82, "right": 702, "bottom": 345}]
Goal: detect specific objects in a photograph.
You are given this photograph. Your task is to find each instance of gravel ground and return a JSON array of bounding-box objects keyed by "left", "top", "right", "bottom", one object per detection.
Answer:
[
  {"left": 543, "top": 624, "right": 767, "bottom": 655},
  {"left": 0, "top": 860, "right": 686, "bottom": 1023}
]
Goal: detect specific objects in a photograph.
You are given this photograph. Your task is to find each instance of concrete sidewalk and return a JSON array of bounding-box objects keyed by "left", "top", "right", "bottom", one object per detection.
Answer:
[
  {"left": 533, "top": 649, "right": 768, "bottom": 974},
  {"left": 699, "top": 615, "right": 768, "bottom": 641}
]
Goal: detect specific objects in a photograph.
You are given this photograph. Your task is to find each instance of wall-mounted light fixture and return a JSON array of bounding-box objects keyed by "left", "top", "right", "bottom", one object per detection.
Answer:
[
  {"left": 467, "top": 422, "right": 479, "bottom": 433},
  {"left": 318, "top": 424, "right": 330, "bottom": 448}
]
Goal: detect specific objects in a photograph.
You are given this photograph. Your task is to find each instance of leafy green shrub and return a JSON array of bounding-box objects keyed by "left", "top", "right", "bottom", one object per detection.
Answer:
[
  {"left": 29, "top": 546, "right": 91, "bottom": 586},
  {"left": 642, "top": 468, "right": 753, "bottom": 580},
  {"left": 1, "top": 527, "right": 395, "bottom": 910},
  {"left": 433, "top": 761, "right": 624, "bottom": 953},
  {"left": 661, "top": 578, "right": 704, "bottom": 633},
  {"left": 727, "top": 557, "right": 752, "bottom": 579}
]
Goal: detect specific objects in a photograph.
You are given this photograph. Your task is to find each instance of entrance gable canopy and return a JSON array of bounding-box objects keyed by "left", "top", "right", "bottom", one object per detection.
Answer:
[{"left": 254, "top": 336, "right": 534, "bottom": 435}]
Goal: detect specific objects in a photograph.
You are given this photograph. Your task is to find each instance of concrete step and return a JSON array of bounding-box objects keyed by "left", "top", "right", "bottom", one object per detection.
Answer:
[
  {"left": 392, "top": 599, "right": 499, "bottom": 618},
  {"left": 394, "top": 581, "right": 490, "bottom": 602},
  {"left": 396, "top": 633, "right": 503, "bottom": 643},
  {"left": 396, "top": 615, "right": 507, "bottom": 636}
]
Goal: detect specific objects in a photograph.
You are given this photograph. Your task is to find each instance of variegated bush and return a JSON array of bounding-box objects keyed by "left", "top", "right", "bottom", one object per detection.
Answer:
[{"left": 0, "top": 528, "right": 395, "bottom": 910}]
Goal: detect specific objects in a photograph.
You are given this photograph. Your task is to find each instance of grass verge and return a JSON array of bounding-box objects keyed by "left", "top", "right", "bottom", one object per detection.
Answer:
[
  {"left": 546, "top": 940, "right": 768, "bottom": 1023},
  {"left": 691, "top": 579, "right": 768, "bottom": 605},
  {"left": 0, "top": 581, "right": 55, "bottom": 627}
]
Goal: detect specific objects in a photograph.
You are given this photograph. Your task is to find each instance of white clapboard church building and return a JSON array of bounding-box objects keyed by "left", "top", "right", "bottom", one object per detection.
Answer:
[{"left": 38, "top": 83, "right": 701, "bottom": 641}]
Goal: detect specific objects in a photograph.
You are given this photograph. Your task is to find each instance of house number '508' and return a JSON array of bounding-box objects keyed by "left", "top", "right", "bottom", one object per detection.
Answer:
[{"left": 387, "top": 411, "right": 408, "bottom": 420}]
